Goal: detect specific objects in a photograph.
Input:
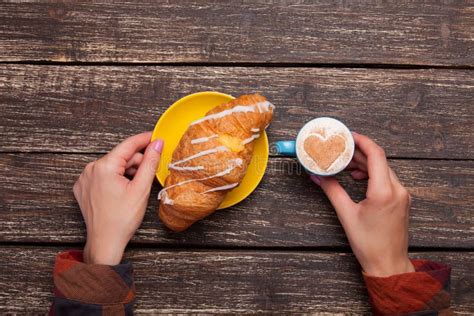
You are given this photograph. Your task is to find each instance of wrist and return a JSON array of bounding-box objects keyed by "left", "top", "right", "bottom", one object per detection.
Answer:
[
  {"left": 84, "top": 239, "right": 126, "bottom": 265},
  {"left": 364, "top": 257, "right": 415, "bottom": 277}
]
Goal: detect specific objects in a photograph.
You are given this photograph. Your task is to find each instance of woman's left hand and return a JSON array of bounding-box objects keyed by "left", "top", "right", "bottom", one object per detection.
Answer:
[{"left": 73, "top": 132, "right": 164, "bottom": 265}]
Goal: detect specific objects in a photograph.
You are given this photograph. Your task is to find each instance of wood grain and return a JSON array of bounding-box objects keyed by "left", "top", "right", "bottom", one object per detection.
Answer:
[
  {"left": 0, "top": 247, "right": 472, "bottom": 314},
  {"left": 1, "top": 2, "right": 471, "bottom": 313},
  {"left": 0, "top": 154, "right": 472, "bottom": 248},
  {"left": 1, "top": 65, "right": 473, "bottom": 159},
  {"left": 0, "top": 2, "right": 473, "bottom": 65}
]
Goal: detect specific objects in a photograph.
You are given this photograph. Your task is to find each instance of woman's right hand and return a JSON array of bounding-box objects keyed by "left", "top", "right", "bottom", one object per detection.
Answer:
[{"left": 311, "top": 132, "right": 415, "bottom": 277}]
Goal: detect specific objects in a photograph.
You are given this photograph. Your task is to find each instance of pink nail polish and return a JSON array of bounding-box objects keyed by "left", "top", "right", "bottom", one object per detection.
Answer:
[
  {"left": 310, "top": 174, "right": 321, "bottom": 186},
  {"left": 153, "top": 139, "right": 164, "bottom": 153}
]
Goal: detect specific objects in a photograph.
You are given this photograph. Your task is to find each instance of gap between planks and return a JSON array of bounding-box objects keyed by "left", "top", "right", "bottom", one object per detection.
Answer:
[
  {"left": 0, "top": 242, "right": 471, "bottom": 253},
  {"left": 0, "top": 60, "right": 473, "bottom": 70}
]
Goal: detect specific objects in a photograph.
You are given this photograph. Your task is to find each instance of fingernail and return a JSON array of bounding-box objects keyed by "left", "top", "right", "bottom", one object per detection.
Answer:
[
  {"left": 351, "top": 131, "right": 358, "bottom": 136},
  {"left": 310, "top": 174, "right": 321, "bottom": 186},
  {"left": 153, "top": 139, "right": 164, "bottom": 153}
]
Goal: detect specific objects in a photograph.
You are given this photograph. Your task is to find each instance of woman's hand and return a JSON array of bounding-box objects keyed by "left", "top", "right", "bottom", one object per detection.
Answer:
[
  {"left": 311, "top": 132, "right": 415, "bottom": 277},
  {"left": 73, "top": 132, "right": 164, "bottom": 265}
]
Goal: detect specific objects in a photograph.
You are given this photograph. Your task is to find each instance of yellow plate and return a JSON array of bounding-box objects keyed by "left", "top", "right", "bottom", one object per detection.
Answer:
[{"left": 151, "top": 91, "right": 269, "bottom": 209}]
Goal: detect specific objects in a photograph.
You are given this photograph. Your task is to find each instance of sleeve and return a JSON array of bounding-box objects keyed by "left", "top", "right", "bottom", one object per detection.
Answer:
[
  {"left": 363, "top": 259, "right": 452, "bottom": 315},
  {"left": 49, "top": 250, "right": 135, "bottom": 316}
]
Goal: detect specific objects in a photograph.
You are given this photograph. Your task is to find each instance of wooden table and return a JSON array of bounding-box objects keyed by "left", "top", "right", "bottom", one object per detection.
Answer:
[{"left": 0, "top": 2, "right": 473, "bottom": 314}]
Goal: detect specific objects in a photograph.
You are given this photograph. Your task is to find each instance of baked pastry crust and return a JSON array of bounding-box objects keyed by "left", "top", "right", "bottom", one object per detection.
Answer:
[{"left": 158, "top": 94, "right": 274, "bottom": 231}]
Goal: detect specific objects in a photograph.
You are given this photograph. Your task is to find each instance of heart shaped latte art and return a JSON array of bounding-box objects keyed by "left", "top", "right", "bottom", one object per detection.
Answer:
[{"left": 303, "top": 134, "right": 346, "bottom": 171}]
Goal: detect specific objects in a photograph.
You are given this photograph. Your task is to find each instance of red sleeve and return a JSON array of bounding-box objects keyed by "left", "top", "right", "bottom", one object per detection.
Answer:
[
  {"left": 363, "top": 259, "right": 452, "bottom": 315},
  {"left": 49, "top": 250, "right": 135, "bottom": 315}
]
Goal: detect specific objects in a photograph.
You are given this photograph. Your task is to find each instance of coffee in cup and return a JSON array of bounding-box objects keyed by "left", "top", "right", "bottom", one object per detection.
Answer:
[{"left": 275, "top": 117, "right": 354, "bottom": 176}]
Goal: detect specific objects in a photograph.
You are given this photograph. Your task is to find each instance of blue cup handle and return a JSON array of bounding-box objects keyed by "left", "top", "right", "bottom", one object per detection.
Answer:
[{"left": 275, "top": 140, "right": 296, "bottom": 156}]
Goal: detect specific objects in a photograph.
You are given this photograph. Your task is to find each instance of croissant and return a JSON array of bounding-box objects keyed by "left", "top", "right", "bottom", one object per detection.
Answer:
[{"left": 158, "top": 94, "right": 274, "bottom": 231}]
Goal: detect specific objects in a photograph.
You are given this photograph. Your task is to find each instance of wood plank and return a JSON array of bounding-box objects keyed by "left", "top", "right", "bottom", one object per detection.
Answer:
[
  {"left": 0, "top": 247, "right": 472, "bottom": 313},
  {"left": 1, "top": 65, "right": 473, "bottom": 159},
  {"left": 0, "top": 2, "right": 473, "bottom": 65},
  {"left": 0, "top": 154, "right": 472, "bottom": 248}
]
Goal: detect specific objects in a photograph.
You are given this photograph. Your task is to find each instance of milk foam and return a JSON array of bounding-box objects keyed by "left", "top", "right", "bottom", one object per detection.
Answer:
[{"left": 296, "top": 117, "right": 354, "bottom": 175}]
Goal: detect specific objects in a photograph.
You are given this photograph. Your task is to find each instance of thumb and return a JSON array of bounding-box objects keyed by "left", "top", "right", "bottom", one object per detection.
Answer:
[
  {"left": 310, "top": 175, "right": 355, "bottom": 223},
  {"left": 131, "top": 139, "right": 164, "bottom": 194}
]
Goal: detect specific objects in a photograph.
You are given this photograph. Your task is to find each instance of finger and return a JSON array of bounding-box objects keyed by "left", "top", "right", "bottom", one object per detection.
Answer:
[
  {"left": 125, "top": 167, "right": 138, "bottom": 177},
  {"left": 345, "top": 159, "right": 367, "bottom": 173},
  {"left": 388, "top": 167, "right": 405, "bottom": 191},
  {"left": 352, "top": 149, "right": 368, "bottom": 172},
  {"left": 126, "top": 152, "right": 144, "bottom": 169},
  {"left": 351, "top": 170, "right": 368, "bottom": 180},
  {"left": 311, "top": 175, "right": 356, "bottom": 223},
  {"left": 131, "top": 139, "right": 164, "bottom": 194},
  {"left": 109, "top": 132, "right": 153, "bottom": 163},
  {"left": 345, "top": 160, "right": 359, "bottom": 171},
  {"left": 72, "top": 181, "right": 81, "bottom": 203},
  {"left": 352, "top": 132, "right": 391, "bottom": 197},
  {"left": 388, "top": 166, "right": 399, "bottom": 182}
]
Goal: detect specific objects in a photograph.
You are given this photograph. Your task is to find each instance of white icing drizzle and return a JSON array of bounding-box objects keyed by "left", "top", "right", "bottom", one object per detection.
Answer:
[
  {"left": 256, "top": 100, "right": 274, "bottom": 112},
  {"left": 169, "top": 146, "right": 228, "bottom": 167},
  {"left": 168, "top": 165, "right": 204, "bottom": 172},
  {"left": 158, "top": 98, "right": 274, "bottom": 205},
  {"left": 159, "top": 190, "right": 174, "bottom": 205},
  {"left": 190, "top": 101, "right": 274, "bottom": 126},
  {"left": 191, "top": 105, "right": 255, "bottom": 126},
  {"left": 191, "top": 134, "right": 218, "bottom": 144},
  {"left": 158, "top": 158, "right": 243, "bottom": 202},
  {"left": 202, "top": 182, "right": 239, "bottom": 194},
  {"left": 242, "top": 133, "right": 260, "bottom": 145}
]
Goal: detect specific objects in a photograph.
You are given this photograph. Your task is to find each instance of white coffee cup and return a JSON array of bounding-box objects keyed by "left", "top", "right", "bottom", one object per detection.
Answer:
[{"left": 275, "top": 117, "right": 354, "bottom": 176}]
